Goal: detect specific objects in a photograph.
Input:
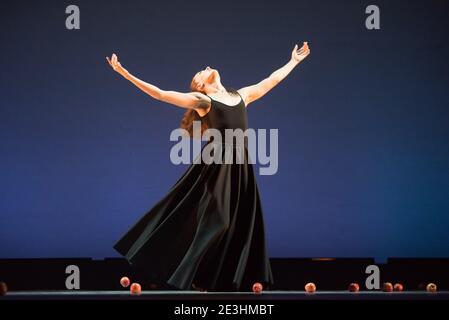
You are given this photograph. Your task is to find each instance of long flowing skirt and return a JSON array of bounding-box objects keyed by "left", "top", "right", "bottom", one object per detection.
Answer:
[{"left": 113, "top": 143, "right": 274, "bottom": 291}]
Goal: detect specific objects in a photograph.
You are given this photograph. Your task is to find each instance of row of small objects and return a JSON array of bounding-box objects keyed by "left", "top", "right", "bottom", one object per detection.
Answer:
[
  {"left": 304, "top": 282, "right": 438, "bottom": 293},
  {"left": 118, "top": 277, "right": 438, "bottom": 295}
]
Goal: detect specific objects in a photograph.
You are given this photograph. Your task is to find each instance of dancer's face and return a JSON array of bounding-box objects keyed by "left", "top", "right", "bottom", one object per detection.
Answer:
[{"left": 192, "top": 66, "right": 220, "bottom": 91}]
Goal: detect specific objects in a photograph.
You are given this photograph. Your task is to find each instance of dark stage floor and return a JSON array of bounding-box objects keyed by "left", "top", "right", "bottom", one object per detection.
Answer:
[{"left": 2, "top": 290, "right": 449, "bottom": 300}]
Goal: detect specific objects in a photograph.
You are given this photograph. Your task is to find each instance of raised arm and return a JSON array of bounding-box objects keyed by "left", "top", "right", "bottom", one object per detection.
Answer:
[
  {"left": 106, "top": 53, "right": 209, "bottom": 110},
  {"left": 238, "top": 42, "right": 310, "bottom": 106}
]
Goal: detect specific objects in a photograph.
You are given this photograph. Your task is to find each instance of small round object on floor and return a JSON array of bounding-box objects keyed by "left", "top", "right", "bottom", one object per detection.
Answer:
[
  {"left": 0, "top": 282, "right": 7, "bottom": 296},
  {"left": 130, "top": 283, "right": 142, "bottom": 295},
  {"left": 252, "top": 282, "right": 263, "bottom": 294},
  {"left": 304, "top": 282, "right": 316, "bottom": 293},
  {"left": 393, "top": 283, "right": 404, "bottom": 292},
  {"left": 426, "top": 283, "right": 437, "bottom": 293},
  {"left": 382, "top": 282, "right": 393, "bottom": 292},
  {"left": 348, "top": 283, "right": 360, "bottom": 292},
  {"left": 120, "top": 276, "right": 130, "bottom": 288}
]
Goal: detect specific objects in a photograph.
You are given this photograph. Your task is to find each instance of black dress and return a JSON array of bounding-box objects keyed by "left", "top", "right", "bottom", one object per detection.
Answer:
[{"left": 114, "top": 92, "right": 274, "bottom": 291}]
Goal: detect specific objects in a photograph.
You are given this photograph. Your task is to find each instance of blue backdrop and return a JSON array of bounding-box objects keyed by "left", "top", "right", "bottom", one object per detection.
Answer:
[{"left": 1, "top": 0, "right": 448, "bottom": 260}]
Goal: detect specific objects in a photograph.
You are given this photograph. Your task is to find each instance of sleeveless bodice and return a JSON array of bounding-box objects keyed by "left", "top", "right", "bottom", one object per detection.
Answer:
[{"left": 201, "top": 93, "right": 248, "bottom": 134}]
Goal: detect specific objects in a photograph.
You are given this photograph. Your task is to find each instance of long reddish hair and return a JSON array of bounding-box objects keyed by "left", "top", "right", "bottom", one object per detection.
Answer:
[
  {"left": 179, "top": 77, "right": 209, "bottom": 138},
  {"left": 180, "top": 76, "right": 238, "bottom": 138}
]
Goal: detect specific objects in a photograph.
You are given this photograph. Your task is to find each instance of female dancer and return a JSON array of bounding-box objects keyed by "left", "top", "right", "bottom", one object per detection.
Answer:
[{"left": 106, "top": 42, "right": 310, "bottom": 292}]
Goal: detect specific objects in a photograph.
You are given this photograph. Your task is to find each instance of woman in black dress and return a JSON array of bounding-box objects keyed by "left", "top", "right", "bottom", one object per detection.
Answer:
[{"left": 106, "top": 42, "right": 310, "bottom": 292}]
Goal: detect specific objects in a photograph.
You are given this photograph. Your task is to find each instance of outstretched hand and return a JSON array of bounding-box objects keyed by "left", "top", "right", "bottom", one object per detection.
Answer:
[
  {"left": 291, "top": 42, "right": 310, "bottom": 63},
  {"left": 106, "top": 53, "right": 129, "bottom": 78}
]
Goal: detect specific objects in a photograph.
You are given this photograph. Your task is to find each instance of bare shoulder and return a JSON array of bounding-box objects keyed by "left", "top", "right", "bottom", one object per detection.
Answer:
[{"left": 237, "top": 89, "right": 250, "bottom": 107}]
